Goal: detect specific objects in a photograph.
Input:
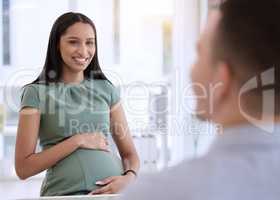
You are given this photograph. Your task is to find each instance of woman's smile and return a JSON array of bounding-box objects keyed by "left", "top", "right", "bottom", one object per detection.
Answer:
[{"left": 72, "top": 57, "right": 90, "bottom": 65}]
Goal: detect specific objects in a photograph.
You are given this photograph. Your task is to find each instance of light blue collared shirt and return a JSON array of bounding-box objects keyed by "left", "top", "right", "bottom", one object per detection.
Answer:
[{"left": 121, "top": 124, "right": 280, "bottom": 200}]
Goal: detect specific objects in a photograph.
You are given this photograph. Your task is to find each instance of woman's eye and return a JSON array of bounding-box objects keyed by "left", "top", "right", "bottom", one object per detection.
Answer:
[
  {"left": 86, "top": 41, "right": 94, "bottom": 46},
  {"left": 69, "top": 40, "right": 78, "bottom": 44}
]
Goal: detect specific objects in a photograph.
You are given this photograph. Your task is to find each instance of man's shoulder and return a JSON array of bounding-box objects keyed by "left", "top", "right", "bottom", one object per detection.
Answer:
[{"left": 121, "top": 157, "right": 216, "bottom": 200}]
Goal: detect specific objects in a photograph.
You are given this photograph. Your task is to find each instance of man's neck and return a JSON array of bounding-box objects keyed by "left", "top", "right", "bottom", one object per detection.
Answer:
[{"left": 215, "top": 111, "right": 280, "bottom": 130}]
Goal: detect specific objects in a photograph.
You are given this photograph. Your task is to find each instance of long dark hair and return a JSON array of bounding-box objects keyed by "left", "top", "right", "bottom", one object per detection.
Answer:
[{"left": 32, "top": 12, "right": 108, "bottom": 84}]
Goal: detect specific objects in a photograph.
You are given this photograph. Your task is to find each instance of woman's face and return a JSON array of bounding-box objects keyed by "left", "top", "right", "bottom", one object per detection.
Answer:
[{"left": 59, "top": 22, "right": 96, "bottom": 73}]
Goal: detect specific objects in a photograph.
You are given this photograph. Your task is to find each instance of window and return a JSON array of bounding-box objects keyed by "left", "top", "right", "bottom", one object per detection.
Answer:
[{"left": 2, "top": 0, "right": 10, "bottom": 65}]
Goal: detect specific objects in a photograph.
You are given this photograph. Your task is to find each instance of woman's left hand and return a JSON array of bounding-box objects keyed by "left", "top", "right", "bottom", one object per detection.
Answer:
[{"left": 88, "top": 174, "right": 135, "bottom": 195}]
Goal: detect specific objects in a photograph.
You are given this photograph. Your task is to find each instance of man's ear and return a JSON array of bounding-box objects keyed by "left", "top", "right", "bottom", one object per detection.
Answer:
[{"left": 211, "top": 61, "right": 232, "bottom": 106}]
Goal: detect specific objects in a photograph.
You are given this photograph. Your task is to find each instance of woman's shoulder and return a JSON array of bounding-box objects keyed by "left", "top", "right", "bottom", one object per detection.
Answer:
[
  {"left": 23, "top": 81, "right": 50, "bottom": 88},
  {"left": 21, "top": 83, "right": 55, "bottom": 101},
  {"left": 20, "top": 83, "right": 47, "bottom": 109},
  {"left": 22, "top": 83, "right": 50, "bottom": 93}
]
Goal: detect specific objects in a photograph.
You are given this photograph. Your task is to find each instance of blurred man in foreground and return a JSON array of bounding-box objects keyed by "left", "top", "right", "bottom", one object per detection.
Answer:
[{"left": 121, "top": 0, "right": 280, "bottom": 199}]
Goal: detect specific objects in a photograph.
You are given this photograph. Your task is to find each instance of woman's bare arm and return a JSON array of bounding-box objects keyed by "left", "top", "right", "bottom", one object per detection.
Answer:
[
  {"left": 110, "top": 103, "right": 140, "bottom": 177},
  {"left": 15, "top": 107, "right": 108, "bottom": 180}
]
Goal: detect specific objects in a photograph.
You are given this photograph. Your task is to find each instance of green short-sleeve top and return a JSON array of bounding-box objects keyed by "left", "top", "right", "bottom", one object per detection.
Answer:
[{"left": 20, "top": 79, "right": 124, "bottom": 196}]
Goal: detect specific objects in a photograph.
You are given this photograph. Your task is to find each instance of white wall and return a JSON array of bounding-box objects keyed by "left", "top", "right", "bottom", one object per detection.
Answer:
[
  {"left": 169, "top": 0, "right": 215, "bottom": 166},
  {"left": 10, "top": 0, "right": 69, "bottom": 68},
  {"left": 0, "top": 1, "right": 3, "bottom": 66},
  {"left": 119, "top": 0, "right": 173, "bottom": 83},
  {"left": 0, "top": 178, "right": 41, "bottom": 199}
]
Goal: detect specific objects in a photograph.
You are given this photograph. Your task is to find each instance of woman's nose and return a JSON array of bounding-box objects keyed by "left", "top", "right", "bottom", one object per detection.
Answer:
[{"left": 77, "top": 44, "right": 88, "bottom": 57}]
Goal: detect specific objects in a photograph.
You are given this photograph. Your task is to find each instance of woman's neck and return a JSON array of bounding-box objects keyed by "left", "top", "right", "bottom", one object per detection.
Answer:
[{"left": 61, "top": 69, "right": 84, "bottom": 84}]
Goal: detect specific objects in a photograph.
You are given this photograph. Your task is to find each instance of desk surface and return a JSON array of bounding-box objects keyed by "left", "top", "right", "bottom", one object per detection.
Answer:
[{"left": 17, "top": 194, "right": 120, "bottom": 200}]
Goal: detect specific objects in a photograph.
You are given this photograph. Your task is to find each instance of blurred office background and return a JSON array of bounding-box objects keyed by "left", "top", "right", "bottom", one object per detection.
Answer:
[{"left": 0, "top": 0, "right": 217, "bottom": 199}]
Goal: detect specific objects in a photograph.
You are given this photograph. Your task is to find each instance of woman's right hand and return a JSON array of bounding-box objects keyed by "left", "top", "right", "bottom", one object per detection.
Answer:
[{"left": 74, "top": 132, "right": 109, "bottom": 152}]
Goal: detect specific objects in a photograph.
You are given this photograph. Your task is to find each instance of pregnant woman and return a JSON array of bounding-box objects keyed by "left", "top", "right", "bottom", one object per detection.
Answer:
[{"left": 15, "top": 12, "right": 140, "bottom": 196}]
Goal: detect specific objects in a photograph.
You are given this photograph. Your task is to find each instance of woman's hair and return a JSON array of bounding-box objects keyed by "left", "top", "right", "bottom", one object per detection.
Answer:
[{"left": 32, "top": 12, "right": 108, "bottom": 84}]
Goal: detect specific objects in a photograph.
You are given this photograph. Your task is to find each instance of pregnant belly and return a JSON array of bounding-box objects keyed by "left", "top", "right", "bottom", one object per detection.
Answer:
[{"left": 42, "top": 149, "right": 124, "bottom": 196}]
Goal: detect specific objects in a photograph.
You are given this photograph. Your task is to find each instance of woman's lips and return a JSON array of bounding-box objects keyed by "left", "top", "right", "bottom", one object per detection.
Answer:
[{"left": 72, "top": 57, "right": 89, "bottom": 65}]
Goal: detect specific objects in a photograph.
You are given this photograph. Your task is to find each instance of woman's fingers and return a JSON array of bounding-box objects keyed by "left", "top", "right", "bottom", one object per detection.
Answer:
[
  {"left": 96, "top": 176, "right": 115, "bottom": 185},
  {"left": 78, "top": 132, "right": 111, "bottom": 151},
  {"left": 89, "top": 184, "right": 111, "bottom": 195}
]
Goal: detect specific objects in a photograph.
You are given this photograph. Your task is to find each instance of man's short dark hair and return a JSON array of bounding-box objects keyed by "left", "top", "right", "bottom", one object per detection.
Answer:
[{"left": 213, "top": 0, "right": 280, "bottom": 114}]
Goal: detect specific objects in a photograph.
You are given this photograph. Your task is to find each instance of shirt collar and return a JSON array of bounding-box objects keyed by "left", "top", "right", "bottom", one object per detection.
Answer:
[{"left": 208, "top": 123, "right": 280, "bottom": 154}]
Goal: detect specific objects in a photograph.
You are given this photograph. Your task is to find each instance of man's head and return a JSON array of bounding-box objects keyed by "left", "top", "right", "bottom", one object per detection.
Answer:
[{"left": 192, "top": 0, "right": 280, "bottom": 124}]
